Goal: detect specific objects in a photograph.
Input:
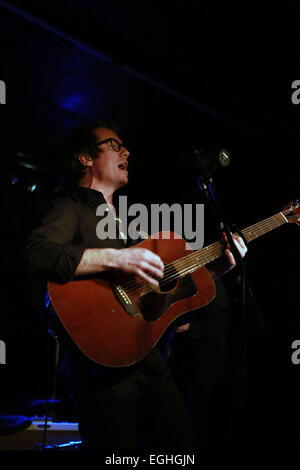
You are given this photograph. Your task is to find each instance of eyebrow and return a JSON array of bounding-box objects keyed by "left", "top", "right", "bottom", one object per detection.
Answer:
[{"left": 96, "top": 138, "right": 123, "bottom": 145}]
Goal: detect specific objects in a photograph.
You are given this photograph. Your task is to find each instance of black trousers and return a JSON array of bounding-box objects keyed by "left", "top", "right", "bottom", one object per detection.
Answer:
[
  {"left": 170, "top": 308, "right": 232, "bottom": 450},
  {"left": 67, "top": 348, "right": 197, "bottom": 451}
]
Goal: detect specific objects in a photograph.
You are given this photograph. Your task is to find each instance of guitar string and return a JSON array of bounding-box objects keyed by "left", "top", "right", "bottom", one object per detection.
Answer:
[
  {"left": 144, "top": 211, "right": 287, "bottom": 286},
  {"left": 129, "top": 222, "right": 270, "bottom": 297},
  {"left": 123, "top": 208, "right": 291, "bottom": 294},
  {"left": 125, "top": 219, "right": 286, "bottom": 297},
  {"left": 122, "top": 238, "right": 223, "bottom": 294},
  {"left": 122, "top": 213, "right": 286, "bottom": 296},
  {"left": 125, "top": 209, "right": 294, "bottom": 298},
  {"left": 122, "top": 213, "right": 287, "bottom": 296},
  {"left": 124, "top": 241, "right": 222, "bottom": 296},
  {"left": 124, "top": 212, "right": 284, "bottom": 284}
]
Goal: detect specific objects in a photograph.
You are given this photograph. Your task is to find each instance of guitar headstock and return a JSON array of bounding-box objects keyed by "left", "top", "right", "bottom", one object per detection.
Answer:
[{"left": 282, "top": 200, "right": 300, "bottom": 225}]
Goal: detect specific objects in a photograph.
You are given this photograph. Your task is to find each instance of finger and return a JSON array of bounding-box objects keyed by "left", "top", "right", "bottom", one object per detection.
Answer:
[
  {"left": 142, "top": 249, "right": 164, "bottom": 270},
  {"left": 224, "top": 247, "right": 235, "bottom": 266},
  {"left": 176, "top": 323, "right": 190, "bottom": 333},
  {"left": 140, "top": 261, "right": 164, "bottom": 278},
  {"left": 135, "top": 268, "right": 160, "bottom": 287},
  {"left": 147, "top": 253, "right": 164, "bottom": 270},
  {"left": 221, "top": 231, "right": 228, "bottom": 242}
]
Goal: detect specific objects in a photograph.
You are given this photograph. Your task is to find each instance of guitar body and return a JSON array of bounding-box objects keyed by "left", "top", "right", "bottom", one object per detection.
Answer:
[{"left": 48, "top": 231, "right": 215, "bottom": 367}]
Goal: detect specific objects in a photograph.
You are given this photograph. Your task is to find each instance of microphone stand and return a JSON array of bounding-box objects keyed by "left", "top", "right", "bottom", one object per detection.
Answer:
[{"left": 194, "top": 157, "right": 248, "bottom": 449}]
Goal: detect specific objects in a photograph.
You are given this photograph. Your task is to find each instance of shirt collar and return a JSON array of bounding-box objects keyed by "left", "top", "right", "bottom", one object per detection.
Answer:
[
  {"left": 72, "top": 186, "right": 126, "bottom": 216},
  {"left": 72, "top": 186, "right": 107, "bottom": 208}
]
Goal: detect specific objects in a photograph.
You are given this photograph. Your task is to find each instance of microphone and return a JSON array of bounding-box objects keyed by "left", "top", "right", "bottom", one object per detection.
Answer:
[
  {"left": 176, "top": 148, "right": 231, "bottom": 178},
  {"left": 194, "top": 148, "right": 231, "bottom": 168}
]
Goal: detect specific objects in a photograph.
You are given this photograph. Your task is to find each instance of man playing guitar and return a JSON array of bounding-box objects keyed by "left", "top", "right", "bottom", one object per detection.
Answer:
[{"left": 25, "top": 120, "right": 247, "bottom": 450}]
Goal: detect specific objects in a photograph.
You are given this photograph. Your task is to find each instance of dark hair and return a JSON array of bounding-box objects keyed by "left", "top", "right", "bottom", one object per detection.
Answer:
[{"left": 60, "top": 120, "right": 121, "bottom": 185}]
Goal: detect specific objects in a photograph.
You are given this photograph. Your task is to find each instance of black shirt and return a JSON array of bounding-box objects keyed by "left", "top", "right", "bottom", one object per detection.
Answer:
[
  {"left": 25, "top": 186, "right": 127, "bottom": 285},
  {"left": 25, "top": 186, "right": 161, "bottom": 388}
]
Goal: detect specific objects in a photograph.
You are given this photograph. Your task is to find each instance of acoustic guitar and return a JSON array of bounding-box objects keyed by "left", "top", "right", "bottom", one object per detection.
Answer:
[{"left": 48, "top": 202, "right": 300, "bottom": 367}]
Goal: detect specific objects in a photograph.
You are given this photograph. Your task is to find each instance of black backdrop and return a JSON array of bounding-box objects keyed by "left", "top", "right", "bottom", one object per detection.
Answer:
[{"left": 0, "top": 0, "right": 300, "bottom": 450}]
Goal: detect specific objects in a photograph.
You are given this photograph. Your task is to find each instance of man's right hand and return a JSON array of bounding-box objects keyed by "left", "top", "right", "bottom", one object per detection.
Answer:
[
  {"left": 75, "top": 246, "right": 164, "bottom": 287},
  {"left": 113, "top": 247, "right": 164, "bottom": 287}
]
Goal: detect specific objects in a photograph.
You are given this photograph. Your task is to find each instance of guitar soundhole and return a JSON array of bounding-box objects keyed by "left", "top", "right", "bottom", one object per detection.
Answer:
[{"left": 159, "top": 264, "right": 178, "bottom": 292}]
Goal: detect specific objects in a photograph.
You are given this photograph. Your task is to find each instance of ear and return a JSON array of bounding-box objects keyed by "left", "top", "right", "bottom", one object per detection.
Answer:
[{"left": 78, "top": 153, "right": 93, "bottom": 168}]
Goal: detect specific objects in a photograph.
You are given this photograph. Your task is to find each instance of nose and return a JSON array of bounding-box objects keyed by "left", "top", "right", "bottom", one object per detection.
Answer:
[{"left": 120, "top": 146, "right": 129, "bottom": 158}]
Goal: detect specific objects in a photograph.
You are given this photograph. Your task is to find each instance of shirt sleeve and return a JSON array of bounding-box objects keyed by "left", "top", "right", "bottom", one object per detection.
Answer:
[{"left": 25, "top": 198, "right": 85, "bottom": 283}]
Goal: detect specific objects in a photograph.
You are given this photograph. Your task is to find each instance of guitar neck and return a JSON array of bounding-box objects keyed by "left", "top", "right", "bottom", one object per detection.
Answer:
[{"left": 173, "top": 211, "right": 288, "bottom": 277}]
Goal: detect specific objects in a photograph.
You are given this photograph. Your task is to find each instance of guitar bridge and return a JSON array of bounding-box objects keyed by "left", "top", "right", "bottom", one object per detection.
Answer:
[{"left": 113, "top": 284, "right": 139, "bottom": 318}]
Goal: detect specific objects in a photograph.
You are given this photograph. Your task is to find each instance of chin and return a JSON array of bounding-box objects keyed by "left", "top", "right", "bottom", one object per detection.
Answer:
[{"left": 116, "top": 178, "right": 128, "bottom": 189}]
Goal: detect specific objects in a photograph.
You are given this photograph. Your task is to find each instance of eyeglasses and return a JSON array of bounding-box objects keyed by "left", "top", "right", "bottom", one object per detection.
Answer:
[{"left": 96, "top": 138, "right": 129, "bottom": 153}]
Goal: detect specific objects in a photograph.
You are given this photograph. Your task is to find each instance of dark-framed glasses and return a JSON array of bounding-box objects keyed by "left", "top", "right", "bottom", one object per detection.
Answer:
[{"left": 96, "top": 138, "right": 129, "bottom": 153}]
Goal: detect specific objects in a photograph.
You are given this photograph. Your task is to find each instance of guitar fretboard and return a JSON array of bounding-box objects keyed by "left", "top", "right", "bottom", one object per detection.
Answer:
[
  {"left": 120, "top": 204, "right": 298, "bottom": 296},
  {"left": 169, "top": 211, "right": 288, "bottom": 279}
]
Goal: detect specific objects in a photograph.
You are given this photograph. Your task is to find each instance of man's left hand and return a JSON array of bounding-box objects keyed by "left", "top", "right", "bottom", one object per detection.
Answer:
[{"left": 222, "top": 231, "right": 248, "bottom": 270}]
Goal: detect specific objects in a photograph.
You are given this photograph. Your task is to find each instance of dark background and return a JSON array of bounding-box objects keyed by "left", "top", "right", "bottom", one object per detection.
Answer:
[{"left": 0, "top": 0, "right": 300, "bottom": 449}]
